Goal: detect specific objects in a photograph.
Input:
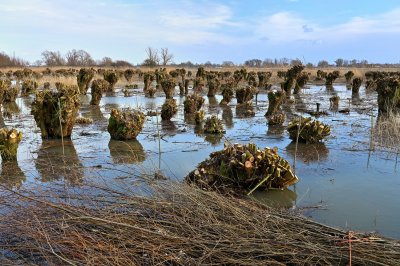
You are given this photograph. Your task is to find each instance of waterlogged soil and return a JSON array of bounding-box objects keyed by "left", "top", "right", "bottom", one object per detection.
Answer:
[{"left": 1, "top": 84, "right": 400, "bottom": 239}]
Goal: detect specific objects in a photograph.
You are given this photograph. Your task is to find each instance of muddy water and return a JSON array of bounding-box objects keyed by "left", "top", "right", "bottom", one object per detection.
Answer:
[{"left": 1, "top": 85, "right": 400, "bottom": 239}]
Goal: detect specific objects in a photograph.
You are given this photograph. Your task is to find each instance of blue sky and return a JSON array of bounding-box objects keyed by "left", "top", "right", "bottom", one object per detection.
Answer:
[{"left": 1, "top": 0, "right": 400, "bottom": 64}]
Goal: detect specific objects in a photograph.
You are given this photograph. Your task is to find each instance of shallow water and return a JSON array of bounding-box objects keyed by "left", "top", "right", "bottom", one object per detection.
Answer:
[{"left": 1, "top": 84, "right": 400, "bottom": 239}]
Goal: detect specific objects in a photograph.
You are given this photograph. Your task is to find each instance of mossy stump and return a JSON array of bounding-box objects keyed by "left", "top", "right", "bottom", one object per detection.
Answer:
[
  {"left": 184, "top": 94, "right": 205, "bottom": 114},
  {"left": 77, "top": 68, "right": 95, "bottom": 94},
  {"left": 0, "top": 128, "right": 22, "bottom": 161},
  {"left": 203, "top": 115, "right": 224, "bottom": 134},
  {"left": 325, "top": 71, "right": 340, "bottom": 86},
  {"left": 31, "top": 85, "right": 80, "bottom": 139},
  {"left": 124, "top": 69, "right": 135, "bottom": 82},
  {"left": 294, "top": 72, "right": 309, "bottom": 94},
  {"left": 287, "top": 117, "right": 331, "bottom": 143},
  {"left": 161, "top": 99, "right": 177, "bottom": 120},
  {"left": 207, "top": 79, "right": 219, "bottom": 97},
  {"left": 185, "top": 142, "right": 298, "bottom": 193},
  {"left": 90, "top": 79, "right": 109, "bottom": 105},
  {"left": 108, "top": 108, "right": 145, "bottom": 140}
]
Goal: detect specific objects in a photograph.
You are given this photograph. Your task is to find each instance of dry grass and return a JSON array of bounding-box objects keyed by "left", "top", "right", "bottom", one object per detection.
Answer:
[
  {"left": 373, "top": 110, "right": 400, "bottom": 152},
  {"left": 0, "top": 181, "right": 398, "bottom": 265}
]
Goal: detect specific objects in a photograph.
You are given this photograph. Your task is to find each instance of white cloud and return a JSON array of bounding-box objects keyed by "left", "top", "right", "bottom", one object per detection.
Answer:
[{"left": 255, "top": 8, "right": 400, "bottom": 44}]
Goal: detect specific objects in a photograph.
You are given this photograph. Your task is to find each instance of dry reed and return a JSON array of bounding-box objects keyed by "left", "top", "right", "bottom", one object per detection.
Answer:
[{"left": 0, "top": 180, "right": 398, "bottom": 265}]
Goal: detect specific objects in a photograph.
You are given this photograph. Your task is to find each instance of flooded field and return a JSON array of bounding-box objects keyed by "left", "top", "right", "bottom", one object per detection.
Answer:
[{"left": 2, "top": 82, "right": 399, "bottom": 239}]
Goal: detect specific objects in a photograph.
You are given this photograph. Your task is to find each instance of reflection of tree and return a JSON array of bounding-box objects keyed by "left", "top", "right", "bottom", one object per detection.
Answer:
[
  {"left": 35, "top": 140, "right": 84, "bottom": 185},
  {"left": 161, "top": 120, "right": 177, "bottom": 135},
  {"left": 285, "top": 142, "right": 329, "bottom": 163},
  {"left": 84, "top": 105, "right": 107, "bottom": 125},
  {"left": 108, "top": 139, "right": 146, "bottom": 164},
  {"left": 235, "top": 104, "right": 255, "bottom": 118},
  {"left": 250, "top": 188, "right": 297, "bottom": 208},
  {"left": 222, "top": 106, "right": 233, "bottom": 128},
  {"left": 204, "top": 133, "right": 224, "bottom": 146},
  {"left": 0, "top": 161, "right": 26, "bottom": 189},
  {"left": 267, "top": 125, "right": 285, "bottom": 137},
  {"left": 2, "top": 102, "right": 21, "bottom": 119}
]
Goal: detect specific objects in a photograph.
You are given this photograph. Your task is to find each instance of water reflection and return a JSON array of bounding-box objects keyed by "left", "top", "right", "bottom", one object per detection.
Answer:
[
  {"left": 250, "top": 188, "right": 297, "bottom": 208},
  {"left": 221, "top": 106, "right": 233, "bottom": 128},
  {"left": 161, "top": 120, "right": 177, "bottom": 135},
  {"left": 285, "top": 142, "right": 329, "bottom": 163},
  {"left": 108, "top": 139, "right": 146, "bottom": 164},
  {"left": 266, "top": 125, "right": 285, "bottom": 137},
  {"left": 204, "top": 133, "right": 224, "bottom": 146},
  {"left": 235, "top": 104, "right": 255, "bottom": 118},
  {"left": 0, "top": 161, "right": 26, "bottom": 188},
  {"left": 35, "top": 140, "right": 84, "bottom": 185}
]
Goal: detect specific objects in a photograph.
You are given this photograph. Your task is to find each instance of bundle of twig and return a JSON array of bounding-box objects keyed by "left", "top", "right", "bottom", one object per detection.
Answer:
[{"left": 0, "top": 182, "right": 399, "bottom": 265}]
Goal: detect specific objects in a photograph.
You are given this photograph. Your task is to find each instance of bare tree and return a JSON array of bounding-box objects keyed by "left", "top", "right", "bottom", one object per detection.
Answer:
[
  {"left": 142, "top": 47, "right": 159, "bottom": 67},
  {"left": 65, "top": 49, "right": 95, "bottom": 66},
  {"left": 41, "top": 50, "right": 66, "bottom": 66},
  {"left": 160, "top": 48, "right": 174, "bottom": 66}
]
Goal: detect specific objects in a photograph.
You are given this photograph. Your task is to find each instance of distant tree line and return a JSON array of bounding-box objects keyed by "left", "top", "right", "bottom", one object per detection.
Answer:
[{"left": 1, "top": 49, "right": 399, "bottom": 68}]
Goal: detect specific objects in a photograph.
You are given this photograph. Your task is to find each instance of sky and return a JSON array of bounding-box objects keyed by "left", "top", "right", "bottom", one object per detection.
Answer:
[{"left": 1, "top": 0, "right": 400, "bottom": 65}]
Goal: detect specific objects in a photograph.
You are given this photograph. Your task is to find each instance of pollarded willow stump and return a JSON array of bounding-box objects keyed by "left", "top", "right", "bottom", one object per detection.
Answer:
[
  {"left": 21, "top": 80, "right": 38, "bottom": 96},
  {"left": 90, "top": 79, "right": 109, "bottom": 105},
  {"left": 376, "top": 77, "right": 400, "bottom": 114},
  {"left": 124, "top": 69, "right": 135, "bottom": 82},
  {"left": 220, "top": 84, "right": 234, "bottom": 105},
  {"left": 77, "top": 68, "right": 95, "bottom": 94},
  {"left": 203, "top": 115, "right": 224, "bottom": 134},
  {"left": 108, "top": 108, "right": 145, "bottom": 140},
  {"left": 207, "top": 79, "right": 219, "bottom": 97},
  {"left": 294, "top": 72, "right": 309, "bottom": 94},
  {"left": 265, "top": 90, "right": 286, "bottom": 116},
  {"left": 161, "top": 99, "right": 177, "bottom": 120},
  {"left": 345, "top": 71, "right": 355, "bottom": 84},
  {"left": 352, "top": 77, "right": 363, "bottom": 95},
  {"left": 267, "top": 113, "right": 286, "bottom": 126},
  {"left": 103, "top": 71, "right": 119, "bottom": 92},
  {"left": 184, "top": 94, "right": 205, "bottom": 114},
  {"left": 325, "top": 71, "right": 340, "bottom": 86},
  {"left": 161, "top": 79, "right": 176, "bottom": 99},
  {"left": 236, "top": 86, "right": 256, "bottom": 104},
  {"left": 31, "top": 84, "right": 80, "bottom": 139},
  {"left": 0, "top": 128, "right": 22, "bottom": 161}
]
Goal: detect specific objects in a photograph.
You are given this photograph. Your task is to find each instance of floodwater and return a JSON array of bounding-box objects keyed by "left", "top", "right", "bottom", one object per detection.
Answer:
[{"left": 1, "top": 84, "right": 400, "bottom": 239}]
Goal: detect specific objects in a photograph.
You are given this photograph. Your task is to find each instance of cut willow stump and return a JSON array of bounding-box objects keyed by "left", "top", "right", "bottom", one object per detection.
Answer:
[
  {"left": 287, "top": 117, "right": 331, "bottom": 143},
  {"left": 185, "top": 142, "right": 298, "bottom": 194}
]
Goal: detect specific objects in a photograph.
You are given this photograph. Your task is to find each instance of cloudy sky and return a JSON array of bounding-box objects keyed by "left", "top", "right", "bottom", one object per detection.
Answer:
[{"left": 1, "top": 0, "right": 400, "bottom": 64}]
